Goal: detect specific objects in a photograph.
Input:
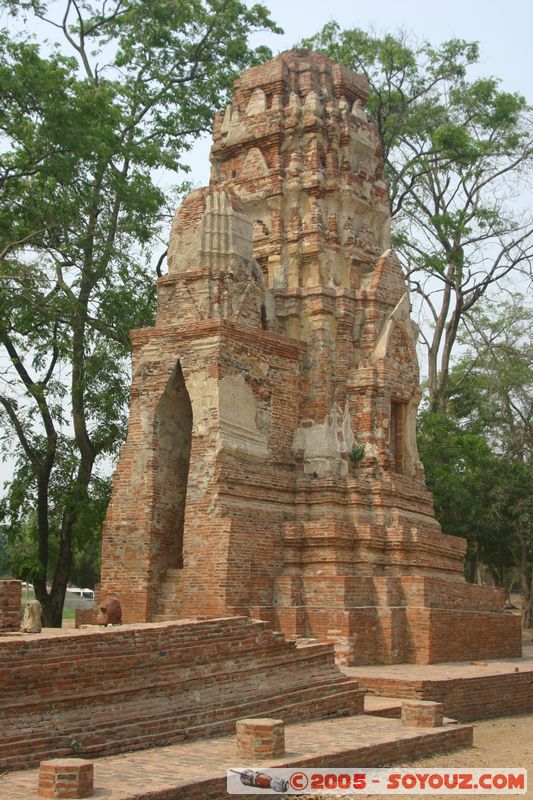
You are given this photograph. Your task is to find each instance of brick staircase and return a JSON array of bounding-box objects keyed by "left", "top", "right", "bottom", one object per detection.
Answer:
[{"left": 0, "top": 616, "right": 364, "bottom": 771}]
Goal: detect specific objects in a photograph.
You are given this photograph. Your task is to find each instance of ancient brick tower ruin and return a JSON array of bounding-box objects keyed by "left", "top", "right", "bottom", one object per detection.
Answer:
[{"left": 99, "top": 51, "right": 521, "bottom": 665}]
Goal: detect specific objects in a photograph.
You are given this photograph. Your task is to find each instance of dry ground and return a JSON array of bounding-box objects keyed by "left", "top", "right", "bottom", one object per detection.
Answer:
[{"left": 301, "top": 713, "right": 533, "bottom": 800}]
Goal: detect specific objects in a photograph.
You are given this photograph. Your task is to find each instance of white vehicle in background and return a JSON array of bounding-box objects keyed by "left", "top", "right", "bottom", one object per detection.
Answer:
[{"left": 66, "top": 586, "right": 94, "bottom": 599}]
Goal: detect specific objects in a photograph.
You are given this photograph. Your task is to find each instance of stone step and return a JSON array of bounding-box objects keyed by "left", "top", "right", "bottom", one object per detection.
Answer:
[
  {"left": 1, "top": 712, "right": 476, "bottom": 799},
  {"left": 0, "top": 678, "right": 363, "bottom": 769},
  {"left": 364, "top": 694, "right": 402, "bottom": 718},
  {"left": 156, "top": 568, "right": 186, "bottom": 614},
  {"left": 0, "top": 616, "right": 360, "bottom": 770},
  {"left": 164, "top": 568, "right": 183, "bottom": 577}
]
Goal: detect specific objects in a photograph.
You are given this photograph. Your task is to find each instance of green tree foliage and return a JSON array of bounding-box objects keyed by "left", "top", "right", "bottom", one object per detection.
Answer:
[
  {"left": 457, "top": 298, "right": 533, "bottom": 461},
  {"left": 418, "top": 409, "right": 516, "bottom": 588},
  {"left": 418, "top": 297, "right": 533, "bottom": 626},
  {"left": 302, "top": 24, "right": 532, "bottom": 411},
  {"left": 457, "top": 298, "right": 533, "bottom": 626},
  {"left": 0, "top": 526, "right": 9, "bottom": 576},
  {"left": 0, "top": 0, "right": 281, "bottom": 625}
]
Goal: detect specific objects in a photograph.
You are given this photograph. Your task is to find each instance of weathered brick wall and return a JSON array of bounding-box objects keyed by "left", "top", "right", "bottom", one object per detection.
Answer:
[
  {"left": 0, "top": 579, "right": 21, "bottom": 632},
  {"left": 126, "top": 726, "right": 472, "bottom": 800},
  {"left": 406, "top": 608, "right": 522, "bottom": 663},
  {"left": 0, "top": 616, "right": 364, "bottom": 771},
  {"left": 100, "top": 320, "right": 305, "bottom": 622},
  {"left": 358, "top": 671, "right": 533, "bottom": 721},
  {"left": 97, "top": 50, "right": 521, "bottom": 666},
  {"left": 266, "top": 575, "right": 521, "bottom": 665}
]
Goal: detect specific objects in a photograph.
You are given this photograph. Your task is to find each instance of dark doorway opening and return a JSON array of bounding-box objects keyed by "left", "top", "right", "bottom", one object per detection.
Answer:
[
  {"left": 390, "top": 400, "right": 405, "bottom": 474},
  {"left": 153, "top": 362, "right": 192, "bottom": 569}
]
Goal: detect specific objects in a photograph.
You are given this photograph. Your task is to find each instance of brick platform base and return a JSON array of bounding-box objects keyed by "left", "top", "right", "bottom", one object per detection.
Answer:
[
  {"left": 0, "top": 616, "right": 363, "bottom": 771},
  {"left": 272, "top": 576, "right": 522, "bottom": 665},
  {"left": 2, "top": 713, "right": 473, "bottom": 800},
  {"left": 346, "top": 646, "right": 533, "bottom": 721}
]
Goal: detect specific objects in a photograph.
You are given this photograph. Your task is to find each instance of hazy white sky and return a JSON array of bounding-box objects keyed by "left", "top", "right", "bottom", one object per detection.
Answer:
[
  {"left": 183, "top": 0, "right": 532, "bottom": 185},
  {"left": 257, "top": 0, "right": 532, "bottom": 95}
]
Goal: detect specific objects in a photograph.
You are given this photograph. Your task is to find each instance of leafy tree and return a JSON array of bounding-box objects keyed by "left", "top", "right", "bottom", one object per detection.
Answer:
[
  {"left": 302, "top": 24, "right": 532, "bottom": 411},
  {"left": 417, "top": 408, "right": 512, "bottom": 585},
  {"left": 0, "top": 0, "right": 281, "bottom": 625},
  {"left": 419, "top": 297, "right": 533, "bottom": 626},
  {"left": 456, "top": 297, "right": 533, "bottom": 461},
  {"left": 0, "top": 526, "right": 9, "bottom": 576},
  {"left": 455, "top": 298, "right": 533, "bottom": 626}
]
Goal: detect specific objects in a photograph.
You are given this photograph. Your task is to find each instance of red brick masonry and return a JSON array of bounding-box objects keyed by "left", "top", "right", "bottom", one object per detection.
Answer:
[
  {"left": 3, "top": 714, "right": 473, "bottom": 800},
  {"left": 38, "top": 759, "right": 94, "bottom": 799},
  {"left": 401, "top": 699, "right": 444, "bottom": 727},
  {"left": 97, "top": 51, "right": 521, "bottom": 666},
  {"left": 347, "top": 647, "right": 533, "bottom": 720},
  {"left": 0, "top": 578, "right": 21, "bottom": 631},
  {"left": 0, "top": 616, "right": 363, "bottom": 771},
  {"left": 236, "top": 718, "right": 285, "bottom": 760}
]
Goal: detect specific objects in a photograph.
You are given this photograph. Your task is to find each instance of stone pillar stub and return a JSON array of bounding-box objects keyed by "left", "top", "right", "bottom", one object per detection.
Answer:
[
  {"left": 38, "top": 758, "right": 94, "bottom": 798},
  {"left": 401, "top": 699, "right": 444, "bottom": 728},
  {"left": 236, "top": 717, "right": 286, "bottom": 760}
]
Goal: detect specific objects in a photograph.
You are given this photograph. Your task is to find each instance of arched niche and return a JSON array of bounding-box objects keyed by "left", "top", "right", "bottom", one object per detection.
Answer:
[{"left": 152, "top": 362, "right": 192, "bottom": 569}]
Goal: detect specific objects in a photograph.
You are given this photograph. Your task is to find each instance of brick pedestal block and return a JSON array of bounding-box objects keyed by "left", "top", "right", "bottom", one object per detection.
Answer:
[
  {"left": 38, "top": 758, "right": 94, "bottom": 798},
  {"left": 0, "top": 579, "right": 21, "bottom": 632},
  {"left": 401, "top": 700, "right": 444, "bottom": 728},
  {"left": 236, "top": 718, "right": 285, "bottom": 760}
]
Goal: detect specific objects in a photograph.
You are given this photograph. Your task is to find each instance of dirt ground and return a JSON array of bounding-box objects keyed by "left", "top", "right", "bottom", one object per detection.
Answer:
[{"left": 301, "top": 713, "right": 533, "bottom": 800}]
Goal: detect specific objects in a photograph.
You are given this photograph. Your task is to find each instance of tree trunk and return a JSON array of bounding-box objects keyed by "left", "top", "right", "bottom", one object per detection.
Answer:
[
  {"left": 430, "top": 292, "right": 463, "bottom": 414},
  {"left": 33, "top": 468, "right": 55, "bottom": 625},
  {"left": 524, "top": 592, "right": 533, "bottom": 629},
  {"left": 520, "top": 538, "right": 532, "bottom": 629},
  {"left": 466, "top": 541, "right": 480, "bottom": 584},
  {"left": 33, "top": 457, "right": 94, "bottom": 627}
]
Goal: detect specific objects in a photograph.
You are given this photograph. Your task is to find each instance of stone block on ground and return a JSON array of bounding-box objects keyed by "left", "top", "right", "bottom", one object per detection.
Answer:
[
  {"left": 236, "top": 718, "right": 285, "bottom": 760},
  {"left": 402, "top": 699, "right": 444, "bottom": 727},
  {"left": 38, "top": 758, "right": 94, "bottom": 798}
]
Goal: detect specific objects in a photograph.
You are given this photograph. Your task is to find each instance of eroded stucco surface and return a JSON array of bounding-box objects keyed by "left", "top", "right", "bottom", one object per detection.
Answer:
[{"left": 97, "top": 51, "right": 520, "bottom": 666}]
